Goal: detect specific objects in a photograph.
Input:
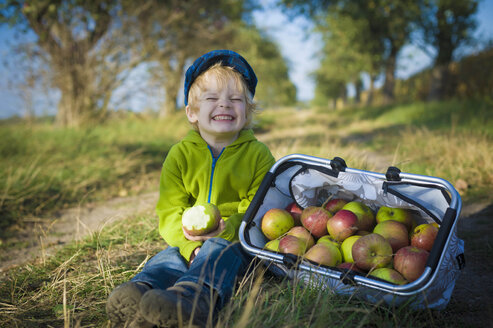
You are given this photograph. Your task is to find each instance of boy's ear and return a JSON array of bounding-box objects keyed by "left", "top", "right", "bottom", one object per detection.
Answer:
[{"left": 185, "top": 105, "right": 198, "bottom": 123}]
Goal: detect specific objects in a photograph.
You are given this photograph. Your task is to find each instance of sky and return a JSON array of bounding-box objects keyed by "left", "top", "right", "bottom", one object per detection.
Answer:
[{"left": 1, "top": 1, "right": 493, "bottom": 119}]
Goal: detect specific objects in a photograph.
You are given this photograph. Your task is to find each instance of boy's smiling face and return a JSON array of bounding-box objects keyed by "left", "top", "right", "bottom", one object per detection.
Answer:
[{"left": 186, "top": 76, "right": 247, "bottom": 145}]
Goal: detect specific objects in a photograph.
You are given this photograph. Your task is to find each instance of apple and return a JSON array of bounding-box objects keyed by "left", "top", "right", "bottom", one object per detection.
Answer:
[
  {"left": 342, "top": 201, "right": 375, "bottom": 232},
  {"left": 285, "top": 202, "right": 303, "bottom": 226},
  {"left": 287, "top": 226, "right": 315, "bottom": 250},
  {"left": 352, "top": 233, "right": 393, "bottom": 271},
  {"left": 326, "top": 209, "right": 359, "bottom": 242},
  {"left": 369, "top": 268, "right": 407, "bottom": 285},
  {"left": 304, "top": 243, "right": 342, "bottom": 266},
  {"left": 264, "top": 239, "right": 280, "bottom": 252},
  {"left": 301, "top": 206, "right": 332, "bottom": 238},
  {"left": 373, "top": 220, "right": 409, "bottom": 253},
  {"left": 411, "top": 223, "right": 439, "bottom": 252},
  {"left": 394, "top": 246, "right": 430, "bottom": 282},
  {"left": 279, "top": 235, "right": 308, "bottom": 256},
  {"left": 337, "top": 262, "right": 365, "bottom": 273},
  {"left": 324, "top": 198, "right": 348, "bottom": 214},
  {"left": 182, "top": 203, "right": 221, "bottom": 236},
  {"left": 340, "top": 235, "right": 361, "bottom": 263},
  {"left": 261, "top": 208, "right": 295, "bottom": 240},
  {"left": 317, "top": 235, "right": 341, "bottom": 249},
  {"left": 376, "top": 206, "right": 414, "bottom": 232}
]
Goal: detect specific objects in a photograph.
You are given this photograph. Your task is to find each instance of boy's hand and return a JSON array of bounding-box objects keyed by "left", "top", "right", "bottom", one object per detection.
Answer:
[{"left": 182, "top": 218, "right": 226, "bottom": 241}]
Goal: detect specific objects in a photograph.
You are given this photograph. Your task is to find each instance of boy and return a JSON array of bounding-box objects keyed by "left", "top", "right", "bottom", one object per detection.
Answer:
[{"left": 106, "top": 50, "right": 275, "bottom": 327}]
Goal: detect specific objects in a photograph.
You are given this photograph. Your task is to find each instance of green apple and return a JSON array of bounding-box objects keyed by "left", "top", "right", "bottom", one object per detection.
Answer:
[
  {"left": 369, "top": 267, "right": 407, "bottom": 285},
  {"left": 317, "top": 235, "right": 341, "bottom": 249},
  {"left": 182, "top": 203, "right": 221, "bottom": 236},
  {"left": 376, "top": 206, "right": 414, "bottom": 232},
  {"left": 264, "top": 239, "right": 280, "bottom": 252},
  {"left": 340, "top": 235, "right": 362, "bottom": 263},
  {"left": 261, "top": 208, "right": 295, "bottom": 240},
  {"left": 304, "top": 243, "right": 342, "bottom": 266},
  {"left": 342, "top": 201, "right": 375, "bottom": 232}
]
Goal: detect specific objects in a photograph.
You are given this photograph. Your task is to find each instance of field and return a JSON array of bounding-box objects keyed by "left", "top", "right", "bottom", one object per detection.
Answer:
[{"left": 1, "top": 99, "right": 492, "bottom": 327}]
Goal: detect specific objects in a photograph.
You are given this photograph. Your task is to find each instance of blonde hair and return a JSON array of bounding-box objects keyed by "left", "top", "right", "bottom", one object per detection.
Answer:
[{"left": 187, "top": 63, "right": 257, "bottom": 130}]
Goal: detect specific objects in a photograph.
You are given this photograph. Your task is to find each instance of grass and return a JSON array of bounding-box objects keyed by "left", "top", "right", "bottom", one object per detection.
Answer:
[
  {"left": 1, "top": 98, "right": 492, "bottom": 327},
  {"left": 0, "top": 112, "right": 190, "bottom": 236}
]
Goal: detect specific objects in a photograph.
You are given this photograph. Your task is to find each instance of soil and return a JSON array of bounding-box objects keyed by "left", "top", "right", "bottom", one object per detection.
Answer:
[{"left": 1, "top": 192, "right": 492, "bottom": 326}]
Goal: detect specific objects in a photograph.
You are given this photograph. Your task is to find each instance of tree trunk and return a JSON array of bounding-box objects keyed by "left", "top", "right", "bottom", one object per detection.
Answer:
[
  {"left": 383, "top": 46, "right": 397, "bottom": 104},
  {"left": 366, "top": 76, "right": 375, "bottom": 106},
  {"left": 159, "top": 54, "right": 186, "bottom": 118}
]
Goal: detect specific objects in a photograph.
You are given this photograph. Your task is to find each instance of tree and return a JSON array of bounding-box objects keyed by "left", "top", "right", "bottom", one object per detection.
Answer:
[
  {"left": 418, "top": 0, "right": 479, "bottom": 100},
  {"left": 0, "top": 0, "right": 142, "bottom": 127},
  {"left": 129, "top": 0, "right": 252, "bottom": 118},
  {"left": 280, "top": 0, "right": 421, "bottom": 105},
  {"left": 228, "top": 25, "right": 297, "bottom": 108}
]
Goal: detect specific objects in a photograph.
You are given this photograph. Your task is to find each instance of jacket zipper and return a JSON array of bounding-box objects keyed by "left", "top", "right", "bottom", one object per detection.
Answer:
[{"left": 207, "top": 146, "right": 225, "bottom": 203}]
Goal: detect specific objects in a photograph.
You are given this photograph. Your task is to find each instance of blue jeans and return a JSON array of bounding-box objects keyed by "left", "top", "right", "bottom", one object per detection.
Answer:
[{"left": 131, "top": 238, "right": 251, "bottom": 308}]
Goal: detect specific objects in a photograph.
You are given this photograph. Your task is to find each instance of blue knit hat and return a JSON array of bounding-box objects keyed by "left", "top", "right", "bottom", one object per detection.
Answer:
[{"left": 184, "top": 50, "right": 257, "bottom": 106}]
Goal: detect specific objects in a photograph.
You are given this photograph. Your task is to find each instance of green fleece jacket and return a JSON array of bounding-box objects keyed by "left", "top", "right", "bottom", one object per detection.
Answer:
[{"left": 156, "top": 129, "right": 275, "bottom": 261}]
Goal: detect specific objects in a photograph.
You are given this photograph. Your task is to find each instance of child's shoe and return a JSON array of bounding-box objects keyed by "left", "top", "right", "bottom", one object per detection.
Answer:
[
  {"left": 106, "top": 281, "right": 153, "bottom": 328},
  {"left": 139, "top": 281, "right": 218, "bottom": 328}
]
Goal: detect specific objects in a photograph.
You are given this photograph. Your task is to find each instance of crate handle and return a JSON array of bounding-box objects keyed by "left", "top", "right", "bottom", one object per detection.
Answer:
[
  {"left": 330, "top": 157, "right": 347, "bottom": 172},
  {"left": 385, "top": 166, "right": 401, "bottom": 181}
]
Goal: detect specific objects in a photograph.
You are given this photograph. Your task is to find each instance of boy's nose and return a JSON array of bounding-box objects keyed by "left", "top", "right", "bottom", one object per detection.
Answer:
[{"left": 218, "top": 98, "right": 232, "bottom": 108}]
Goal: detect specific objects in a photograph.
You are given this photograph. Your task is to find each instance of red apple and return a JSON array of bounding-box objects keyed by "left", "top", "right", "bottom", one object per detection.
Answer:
[
  {"left": 326, "top": 209, "right": 359, "bottom": 242},
  {"left": 304, "top": 243, "right": 342, "bottom": 266},
  {"left": 369, "top": 268, "right": 407, "bottom": 285},
  {"left": 394, "top": 246, "right": 430, "bottom": 282},
  {"left": 352, "top": 233, "right": 393, "bottom": 271},
  {"left": 411, "top": 223, "right": 438, "bottom": 251},
  {"left": 340, "top": 235, "right": 361, "bottom": 263},
  {"left": 287, "top": 226, "right": 315, "bottom": 250},
  {"left": 376, "top": 206, "right": 414, "bottom": 232},
  {"left": 182, "top": 203, "right": 221, "bottom": 236},
  {"left": 301, "top": 206, "right": 332, "bottom": 238},
  {"left": 261, "top": 208, "right": 295, "bottom": 240},
  {"left": 285, "top": 202, "right": 303, "bottom": 226},
  {"left": 279, "top": 235, "right": 308, "bottom": 256},
  {"left": 342, "top": 201, "right": 375, "bottom": 232},
  {"left": 324, "top": 198, "right": 348, "bottom": 214},
  {"left": 373, "top": 220, "right": 409, "bottom": 253}
]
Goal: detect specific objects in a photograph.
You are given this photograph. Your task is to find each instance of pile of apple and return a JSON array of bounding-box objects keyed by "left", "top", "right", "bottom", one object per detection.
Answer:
[{"left": 261, "top": 199, "right": 439, "bottom": 285}]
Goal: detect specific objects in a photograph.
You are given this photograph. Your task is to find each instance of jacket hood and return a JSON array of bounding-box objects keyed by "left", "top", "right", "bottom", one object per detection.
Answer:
[{"left": 182, "top": 129, "right": 257, "bottom": 148}]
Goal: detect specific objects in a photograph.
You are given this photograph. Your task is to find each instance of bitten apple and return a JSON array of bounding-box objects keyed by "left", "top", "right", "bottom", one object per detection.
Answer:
[
  {"left": 376, "top": 206, "right": 414, "bottom": 232},
  {"left": 326, "top": 209, "right": 358, "bottom": 242},
  {"left": 182, "top": 203, "right": 221, "bottom": 236},
  {"left": 304, "top": 243, "right": 342, "bottom": 266},
  {"left": 301, "top": 206, "right": 332, "bottom": 238},
  {"left": 394, "top": 246, "right": 430, "bottom": 282},
  {"left": 342, "top": 201, "right": 375, "bottom": 232},
  {"left": 411, "top": 223, "right": 438, "bottom": 251},
  {"left": 261, "top": 208, "right": 295, "bottom": 240},
  {"left": 373, "top": 220, "right": 409, "bottom": 253},
  {"left": 352, "top": 233, "right": 393, "bottom": 271}
]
